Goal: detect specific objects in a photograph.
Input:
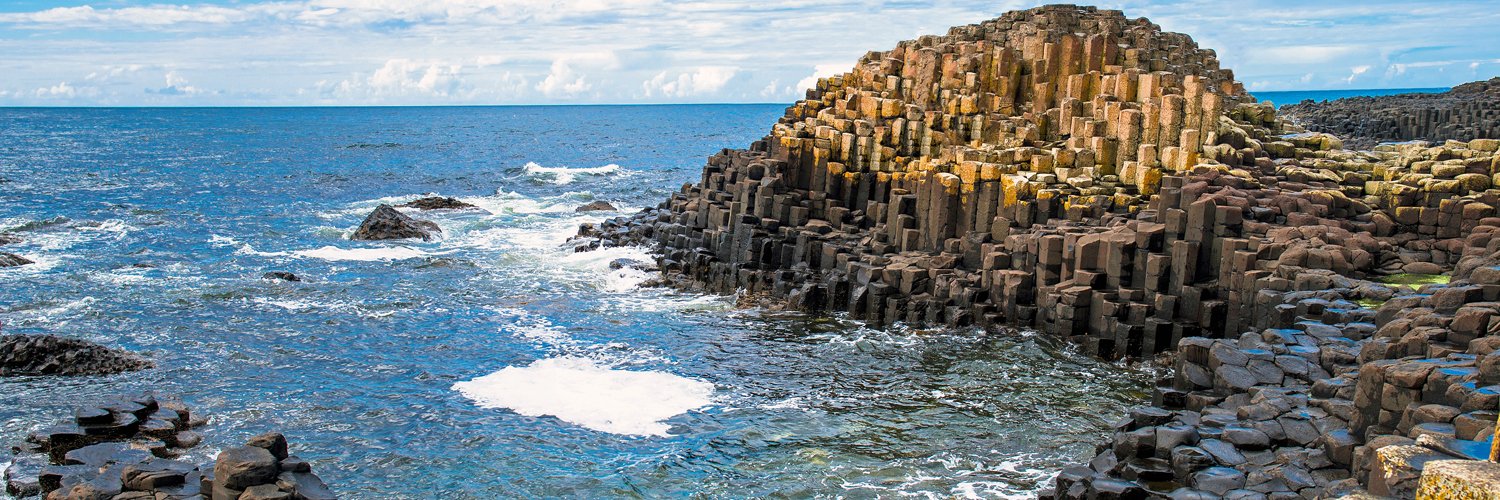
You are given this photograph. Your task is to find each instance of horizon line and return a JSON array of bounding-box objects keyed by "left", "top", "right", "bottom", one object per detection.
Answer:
[{"left": 0, "top": 86, "right": 1454, "bottom": 109}]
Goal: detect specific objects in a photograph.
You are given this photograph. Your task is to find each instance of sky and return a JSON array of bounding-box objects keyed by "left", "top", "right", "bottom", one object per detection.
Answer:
[{"left": 0, "top": 0, "right": 1496, "bottom": 106}]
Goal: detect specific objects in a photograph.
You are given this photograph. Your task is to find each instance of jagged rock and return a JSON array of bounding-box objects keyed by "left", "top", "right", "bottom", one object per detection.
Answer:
[
  {"left": 400, "top": 196, "right": 478, "bottom": 210},
  {"left": 0, "top": 251, "right": 31, "bottom": 267},
  {"left": 262, "top": 271, "right": 301, "bottom": 282},
  {"left": 0, "top": 233, "right": 20, "bottom": 245},
  {"left": 349, "top": 204, "right": 439, "bottom": 241},
  {"left": 575, "top": 200, "right": 618, "bottom": 212},
  {"left": 0, "top": 334, "right": 152, "bottom": 377}
]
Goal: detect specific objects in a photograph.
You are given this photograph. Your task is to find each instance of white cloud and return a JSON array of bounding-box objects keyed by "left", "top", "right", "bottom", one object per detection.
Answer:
[
  {"left": 795, "top": 63, "right": 848, "bottom": 92},
  {"left": 1344, "top": 65, "right": 1370, "bottom": 84},
  {"left": 642, "top": 66, "right": 737, "bottom": 98},
  {"left": 537, "top": 60, "right": 591, "bottom": 98}
]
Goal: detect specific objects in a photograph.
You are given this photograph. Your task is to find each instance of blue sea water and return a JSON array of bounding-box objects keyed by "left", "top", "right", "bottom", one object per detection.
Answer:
[
  {"left": 1251, "top": 87, "right": 1449, "bottom": 108},
  {"left": 0, "top": 105, "right": 1155, "bottom": 498}
]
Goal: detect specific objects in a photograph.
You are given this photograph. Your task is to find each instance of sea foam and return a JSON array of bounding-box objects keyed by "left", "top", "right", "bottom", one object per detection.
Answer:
[
  {"left": 521, "top": 162, "right": 622, "bottom": 185},
  {"left": 453, "top": 356, "right": 713, "bottom": 436}
]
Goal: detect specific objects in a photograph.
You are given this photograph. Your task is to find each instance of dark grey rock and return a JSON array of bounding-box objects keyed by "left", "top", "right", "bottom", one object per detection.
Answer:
[
  {"left": 0, "top": 251, "right": 31, "bottom": 267},
  {"left": 575, "top": 200, "right": 618, "bottom": 212},
  {"left": 247, "top": 432, "right": 289, "bottom": 461},
  {"left": 262, "top": 271, "right": 301, "bottom": 282},
  {"left": 400, "top": 196, "right": 478, "bottom": 211},
  {"left": 0, "top": 334, "right": 153, "bottom": 377},
  {"left": 350, "top": 204, "right": 439, "bottom": 241},
  {"left": 1190, "top": 466, "right": 1246, "bottom": 496}
]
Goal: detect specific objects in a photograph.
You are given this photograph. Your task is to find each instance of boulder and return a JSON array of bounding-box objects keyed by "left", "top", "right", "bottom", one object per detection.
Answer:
[
  {"left": 350, "top": 205, "right": 439, "bottom": 241},
  {"left": 213, "top": 446, "right": 279, "bottom": 490},
  {"left": 575, "top": 201, "right": 618, "bottom": 212},
  {"left": 246, "top": 432, "right": 289, "bottom": 461}
]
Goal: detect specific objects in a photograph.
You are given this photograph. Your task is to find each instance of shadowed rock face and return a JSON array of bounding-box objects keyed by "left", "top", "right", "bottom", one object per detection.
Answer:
[
  {"left": 1282, "top": 77, "right": 1500, "bottom": 150},
  {"left": 0, "top": 334, "right": 153, "bottom": 377},
  {"left": 571, "top": 4, "right": 1500, "bottom": 498},
  {"left": 350, "top": 204, "right": 440, "bottom": 241}
]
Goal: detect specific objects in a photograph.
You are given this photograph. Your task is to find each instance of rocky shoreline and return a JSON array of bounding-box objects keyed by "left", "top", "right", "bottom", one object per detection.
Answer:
[
  {"left": 4, "top": 394, "right": 333, "bottom": 500},
  {"left": 1282, "top": 78, "right": 1500, "bottom": 151},
  {"left": 571, "top": 4, "right": 1500, "bottom": 498}
]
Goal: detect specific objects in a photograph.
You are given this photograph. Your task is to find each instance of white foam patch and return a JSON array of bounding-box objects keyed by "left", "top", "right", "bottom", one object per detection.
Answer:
[
  {"left": 522, "top": 162, "right": 623, "bottom": 185},
  {"left": 239, "top": 244, "right": 431, "bottom": 261},
  {"left": 453, "top": 356, "right": 713, "bottom": 436}
]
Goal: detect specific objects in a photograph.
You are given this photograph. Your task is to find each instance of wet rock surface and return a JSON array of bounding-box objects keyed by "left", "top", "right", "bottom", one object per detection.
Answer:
[
  {"left": 349, "top": 204, "right": 440, "bottom": 241},
  {"left": 0, "top": 335, "right": 152, "bottom": 377},
  {"left": 0, "top": 251, "right": 32, "bottom": 267},
  {"left": 570, "top": 5, "right": 1500, "bottom": 498},
  {"left": 1282, "top": 77, "right": 1500, "bottom": 150},
  {"left": 399, "top": 196, "right": 478, "bottom": 211},
  {"left": 261, "top": 271, "right": 301, "bottom": 282},
  {"left": 5, "top": 394, "right": 335, "bottom": 499}
]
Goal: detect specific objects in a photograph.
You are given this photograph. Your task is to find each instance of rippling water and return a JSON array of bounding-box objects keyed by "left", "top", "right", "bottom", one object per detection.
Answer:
[{"left": 0, "top": 106, "right": 1151, "bottom": 499}]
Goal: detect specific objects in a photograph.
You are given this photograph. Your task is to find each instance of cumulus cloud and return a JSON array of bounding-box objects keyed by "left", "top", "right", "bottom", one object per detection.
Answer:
[
  {"left": 319, "top": 59, "right": 466, "bottom": 102},
  {"left": 1, "top": 0, "right": 1498, "bottom": 105},
  {"left": 642, "top": 66, "right": 737, "bottom": 98}
]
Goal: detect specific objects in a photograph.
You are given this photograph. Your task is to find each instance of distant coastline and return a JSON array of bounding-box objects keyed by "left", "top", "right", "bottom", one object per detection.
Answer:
[{"left": 1252, "top": 87, "right": 1449, "bottom": 107}]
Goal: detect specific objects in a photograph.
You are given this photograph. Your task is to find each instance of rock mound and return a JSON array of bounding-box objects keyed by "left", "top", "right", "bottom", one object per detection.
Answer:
[
  {"left": 574, "top": 4, "right": 1500, "bottom": 498},
  {"left": 400, "top": 196, "right": 478, "bottom": 210},
  {"left": 0, "top": 334, "right": 152, "bottom": 377},
  {"left": 350, "top": 204, "right": 440, "bottom": 241},
  {"left": 1282, "top": 77, "right": 1500, "bottom": 149},
  {"left": 575, "top": 200, "right": 617, "bottom": 212}
]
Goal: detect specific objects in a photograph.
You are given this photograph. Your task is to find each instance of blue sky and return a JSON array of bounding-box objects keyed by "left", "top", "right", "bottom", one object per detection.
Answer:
[{"left": 0, "top": 0, "right": 1496, "bottom": 105}]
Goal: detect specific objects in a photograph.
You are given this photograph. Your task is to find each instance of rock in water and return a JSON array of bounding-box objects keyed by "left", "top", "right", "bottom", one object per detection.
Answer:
[
  {"left": 400, "top": 196, "right": 479, "bottom": 210},
  {"left": 0, "top": 334, "right": 152, "bottom": 376},
  {"left": 575, "top": 200, "right": 617, "bottom": 212},
  {"left": 0, "top": 251, "right": 31, "bottom": 267},
  {"left": 0, "top": 233, "right": 20, "bottom": 245},
  {"left": 350, "top": 204, "right": 440, "bottom": 241},
  {"left": 262, "top": 271, "right": 301, "bottom": 282}
]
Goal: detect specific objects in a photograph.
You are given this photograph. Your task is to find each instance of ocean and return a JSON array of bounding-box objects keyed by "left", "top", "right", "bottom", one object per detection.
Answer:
[{"left": 0, "top": 105, "right": 1153, "bottom": 498}]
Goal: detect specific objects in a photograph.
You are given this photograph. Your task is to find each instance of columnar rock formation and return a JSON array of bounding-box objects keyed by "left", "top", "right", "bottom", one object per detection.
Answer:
[
  {"left": 1283, "top": 77, "right": 1500, "bottom": 150},
  {"left": 572, "top": 5, "right": 1500, "bottom": 498}
]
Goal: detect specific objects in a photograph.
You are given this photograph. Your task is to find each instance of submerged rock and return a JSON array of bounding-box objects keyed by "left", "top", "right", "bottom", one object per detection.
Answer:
[
  {"left": 0, "top": 334, "right": 152, "bottom": 377},
  {"left": 350, "top": 204, "right": 440, "bottom": 241},
  {"left": 400, "top": 196, "right": 479, "bottom": 211},
  {"left": 575, "top": 200, "right": 617, "bottom": 212},
  {"left": 0, "top": 251, "right": 32, "bottom": 267},
  {"left": 262, "top": 271, "right": 301, "bottom": 282}
]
